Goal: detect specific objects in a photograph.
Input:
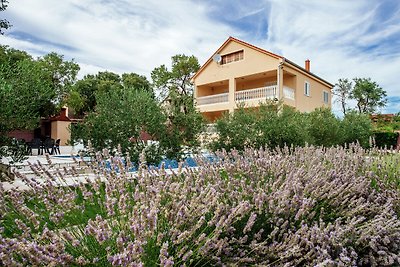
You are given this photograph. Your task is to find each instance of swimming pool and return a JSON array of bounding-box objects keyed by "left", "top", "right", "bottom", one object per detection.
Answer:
[{"left": 52, "top": 154, "right": 217, "bottom": 171}]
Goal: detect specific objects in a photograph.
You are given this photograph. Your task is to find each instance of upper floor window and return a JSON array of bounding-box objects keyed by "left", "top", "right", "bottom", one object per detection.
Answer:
[
  {"left": 323, "top": 91, "right": 329, "bottom": 103},
  {"left": 304, "top": 81, "right": 310, "bottom": 96},
  {"left": 221, "top": 50, "right": 244, "bottom": 65}
]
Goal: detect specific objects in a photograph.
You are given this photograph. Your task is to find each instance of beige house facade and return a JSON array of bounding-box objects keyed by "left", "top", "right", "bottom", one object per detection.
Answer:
[{"left": 192, "top": 37, "right": 333, "bottom": 122}]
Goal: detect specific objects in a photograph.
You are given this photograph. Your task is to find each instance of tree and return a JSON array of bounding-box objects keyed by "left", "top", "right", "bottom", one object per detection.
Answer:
[
  {"left": 71, "top": 88, "right": 166, "bottom": 164},
  {"left": 333, "top": 78, "right": 352, "bottom": 115},
  {"left": 0, "top": 0, "right": 11, "bottom": 34},
  {"left": 38, "top": 52, "right": 80, "bottom": 107},
  {"left": 212, "top": 102, "right": 311, "bottom": 151},
  {"left": 0, "top": 54, "right": 54, "bottom": 165},
  {"left": 122, "top": 73, "right": 152, "bottom": 95},
  {"left": 0, "top": 47, "right": 80, "bottom": 165},
  {"left": 0, "top": 56, "right": 54, "bottom": 133},
  {"left": 151, "top": 54, "right": 203, "bottom": 158},
  {"left": 340, "top": 111, "right": 372, "bottom": 147},
  {"left": 68, "top": 71, "right": 152, "bottom": 115},
  {"left": 351, "top": 78, "right": 387, "bottom": 114},
  {"left": 161, "top": 92, "right": 204, "bottom": 158},
  {"left": 151, "top": 54, "right": 200, "bottom": 100},
  {"left": 0, "top": 45, "right": 32, "bottom": 67},
  {"left": 307, "top": 108, "right": 342, "bottom": 147}
]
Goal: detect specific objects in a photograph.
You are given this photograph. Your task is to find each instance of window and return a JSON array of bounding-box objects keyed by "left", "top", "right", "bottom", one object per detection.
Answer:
[
  {"left": 323, "top": 91, "right": 329, "bottom": 103},
  {"left": 221, "top": 50, "right": 244, "bottom": 65},
  {"left": 304, "top": 81, "right": 310, "bottom": 96}
]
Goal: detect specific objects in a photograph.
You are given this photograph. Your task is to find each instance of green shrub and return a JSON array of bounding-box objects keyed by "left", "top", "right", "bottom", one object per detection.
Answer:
[
  {"left": 70, "top": 89, "right": 166, "bottom": 164},
  {"left": 341, "top": 111, "right": 372, "bottom": 147},
  {"left": 374, "top": 131, "right": 399, "bottom": 149},
  {"left": 212, "top": 106, "right": 259, "bottom": 151},
  {"left": 212, "top": 103, "right": 311, "bottom": 151},
  {"left": 212, "top": 105, "right": 374, "bottom": 151},
  {"left": 257, "top": 105, "right": 310, "bottom": 148},
  {"left": 307, "top": 108, "right": 342, "bottom": 147}
]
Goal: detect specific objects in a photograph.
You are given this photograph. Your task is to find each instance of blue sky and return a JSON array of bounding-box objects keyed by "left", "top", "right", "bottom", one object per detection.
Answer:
[{"left": 1, "top": 0, "right": 400, "bottom": 114}]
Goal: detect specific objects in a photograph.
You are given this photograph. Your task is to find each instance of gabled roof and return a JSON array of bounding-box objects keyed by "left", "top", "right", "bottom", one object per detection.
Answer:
[
  {"left": 192, "top": 36, "right": 282, "bottom": 80},
  {"left": 192, "top": 36, "right": 333, "bottom": 88}
]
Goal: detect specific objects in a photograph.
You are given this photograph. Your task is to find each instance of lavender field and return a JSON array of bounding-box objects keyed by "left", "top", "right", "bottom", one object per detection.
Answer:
[{"left": 0, "top": 145, "right": 399, "bottom": 266}]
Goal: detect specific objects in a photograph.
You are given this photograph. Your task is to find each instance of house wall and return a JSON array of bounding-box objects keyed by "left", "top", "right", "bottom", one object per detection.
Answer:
[
  {"left": 236, "top": 76, "right": 276, "bottom": 91},
  {"left": 194, "top": 41, "right": 280, "bottom": 113},
  {"left": 194, "top": 38, "right": 332, "bottom": 117},
  {"left": 283, "top": 74, "right": 296, "bottom": 89},
  {"left": 51, "top": 121, "right": 71, "bottom": 146},
  {"left": 282, "top": 64, "right": 332, "bottom": 112},
  {"left": 202, "top": 110, "right": 228, "bottom": 123},
  {"left": 197, "top": 83, "right": 228, "bottom": 97},
  {"left": 7, "top": 130, "right": 34, "bottom": 142},
  {"left": 194, "top": 41, "right": 280, "bottom": 86}
]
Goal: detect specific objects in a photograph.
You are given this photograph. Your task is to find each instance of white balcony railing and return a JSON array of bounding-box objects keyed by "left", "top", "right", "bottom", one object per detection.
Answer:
[
  {"left": 235, "top": 85, "right": 277, "bottom": 102},
  {"left": 197, "top": 92, "right": 229, "bottom": 106},
  {"left": 283, "top": 86, "right": 295, "bottom": 100},
  {"left": 197, "top": 85, "right": 295, "bottom": 106}
]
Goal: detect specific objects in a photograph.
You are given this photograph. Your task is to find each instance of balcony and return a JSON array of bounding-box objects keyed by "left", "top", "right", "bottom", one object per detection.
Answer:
[
  {"left": 235, "top": 85, "right": 277, "bottom": 102},
  {"left": 283, "top": 86, "right": 295, "bottom": 100},
  {"left": 197, "top": 92, "right": 229, "bottom": 106},
  {"left": 197, "top": 85, "right": 295, "bottom": 108}
]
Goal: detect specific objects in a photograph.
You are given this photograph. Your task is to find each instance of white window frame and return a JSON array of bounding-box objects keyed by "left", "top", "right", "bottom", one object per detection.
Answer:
[
  {"left": 304, "top": 81, "right": 310, "bottom": 96},
  {"left": 323, "top": 91, "right": 329, "bottom": 103}
]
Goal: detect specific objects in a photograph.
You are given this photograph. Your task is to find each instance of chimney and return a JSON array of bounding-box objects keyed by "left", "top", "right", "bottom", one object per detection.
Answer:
[
  {"left": 60, "top": 107, "right": 68, "bottom": 119},
  {"left": 305, "top": 59, "right": 310, "bottom": 72}
]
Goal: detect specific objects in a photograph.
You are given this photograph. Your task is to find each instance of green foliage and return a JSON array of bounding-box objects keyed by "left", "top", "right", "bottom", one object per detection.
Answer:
[
  {"left": 161, "top": 94, "right": 204, "bottom": 159},
  {"left": 370, "top": 114, "right": 400, "bottom": 149},
  {"left": 0, "top": 45, "right": 32, "bottom": 66},
  {"left": 341, "top": 111, "right": 372, "bottom": 147},
  {"left": 151, "top": 54, "right": 204, "bottom": 158},
  {"left": 71, "top": 89, "right": 165, "bottom": 164},
  {"left": 333, "top": 78, "right": 352, "bottom": 115},
  {"left": 38, "top": 52, "right": 80, "bottom": 107},
  {"left": 72, "top": 54, "right": 203, "bottom": 162},
  {"left": 212, "top": 103, "right": 373, "bottom": 151},
  {"left": 70, "top": 71, "right": 152, "bottom": 115},
  {"left": 373, "top": 131, "right": 399, "bottom": 149},
  {"left": 0, "top": 47, "right": 79, "bottom": 163},
  {"left": 68, "top": 74, "right": 98, "bottom": 114},
  {"left": 151, "top": 54, "right": 200, "bottom": 99},
  {"left": 0, "top": 61, "right": 54, "bottom": 132},
  {"left": 0, "top": 0, "right": 11, "bottom": 34},
  {"left": 213, "top": 103, "right": 311, "bottom": 151},
  {"left": 307, "top": 108, "right": 342, "bottom": 147},
  {"left": 121, "top": 73, "right": 152, "bottom": 95},
  {"left": 351, "top": 77, "right": 387, "bottom": 114},
  {"left": 335, "top": 77, "right": 387, "bottom": 114},
  {"left": 213, "top": 106, "right": 258, "bottom": 151},
  {"left": 373, "top": 113, "right": 400, "bottom": 132},
  {"left": 256, "top": 104, "right": 310, "bottom": 149},
  {"left": 0, "top": 47, "right": 79, "bottom": 130}
]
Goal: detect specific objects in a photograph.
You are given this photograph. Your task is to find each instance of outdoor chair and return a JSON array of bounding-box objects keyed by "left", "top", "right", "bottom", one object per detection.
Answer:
[
  {"left": 54, "top": 139, "right": 61, "bottom": 155},
  {"left": 28, "top": 138, "right": 43, "bottom": 155},
  {"left": 43, "top": 138, "right": 55, "bottom": 155}
]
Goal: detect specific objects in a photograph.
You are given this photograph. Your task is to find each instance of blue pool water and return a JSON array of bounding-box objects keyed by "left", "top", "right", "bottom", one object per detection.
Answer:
[{"left": 53, "top": 154, "right": 218, "bottom": 172}]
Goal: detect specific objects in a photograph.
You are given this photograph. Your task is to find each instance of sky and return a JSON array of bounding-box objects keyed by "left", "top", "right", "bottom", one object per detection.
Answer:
[{"left": 1, "top": 0, "right": 400, "bottom": 114}]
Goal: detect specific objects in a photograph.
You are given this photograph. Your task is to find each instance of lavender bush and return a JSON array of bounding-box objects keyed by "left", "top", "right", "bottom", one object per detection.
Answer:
[{"left": 0, "top": 145, "right": 399, "bottom": 266}]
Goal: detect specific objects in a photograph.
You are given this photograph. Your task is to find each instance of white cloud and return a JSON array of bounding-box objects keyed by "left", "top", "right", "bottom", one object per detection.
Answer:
[
  {"left": 1, "top": 0, "right": 232, "bottom": 78},
  {"left": 1, "top": 0, "right": 399, "bottom": 113},
  {"left": 260, "top": 0, "right": 400, "bottom": 113}
]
